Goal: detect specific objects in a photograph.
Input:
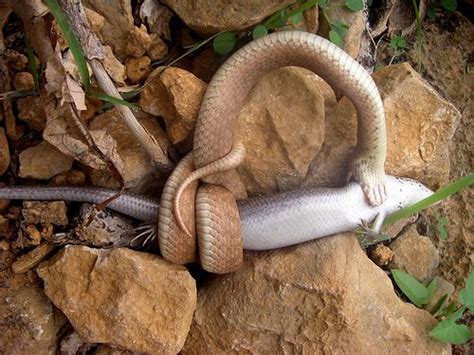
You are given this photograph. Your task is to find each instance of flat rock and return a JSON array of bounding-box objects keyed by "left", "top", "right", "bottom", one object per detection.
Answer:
[
  {"left": 37, "top": 246, "right": 196, "bottom": 354},
  {"left": 236, "top": 66, "right": 335, "bottom": 194},
  {"left": 19, "top": 141, "right": 74, "bottom": 180},
  {"left": 0, "top": 260, "right": 67, "bottom": 355},
  {"left": 183, "top": 235, "right": 450, "bottom": 353},
  {"left": 389, "top": 225, "right": 440, "bottom": 283},
  {"left": 161, "top": 0, "right": 294, "bottom": 35},
  {"left": 139, "top": 67, "right": 206, "bottom": 144},
  {"left": 373, "top": 63, "right": 459, "bottom": 187}
]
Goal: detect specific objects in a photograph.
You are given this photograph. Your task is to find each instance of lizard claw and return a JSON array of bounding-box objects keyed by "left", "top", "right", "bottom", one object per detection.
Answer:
[{"left": 362, "top": 178, "right": 387, "bottom": 206}]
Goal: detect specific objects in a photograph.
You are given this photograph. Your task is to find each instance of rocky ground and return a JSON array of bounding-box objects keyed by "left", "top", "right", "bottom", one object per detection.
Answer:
[{"left": 0, "top": 0, "right": 472, "bottom": 354}]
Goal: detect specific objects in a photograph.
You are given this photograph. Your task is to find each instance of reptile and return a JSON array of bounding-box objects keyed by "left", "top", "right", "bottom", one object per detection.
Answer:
[
  {"left": 159, "top": 31, "right": 388, "bottom": 273},
  {"left": 0, "top": 176, "right": 433, "bottom": 268}
]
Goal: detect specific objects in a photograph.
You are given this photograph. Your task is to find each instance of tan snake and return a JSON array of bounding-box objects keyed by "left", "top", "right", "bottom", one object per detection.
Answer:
[{"left": 159, "top": 31, "right": 388, "bottom": 273}]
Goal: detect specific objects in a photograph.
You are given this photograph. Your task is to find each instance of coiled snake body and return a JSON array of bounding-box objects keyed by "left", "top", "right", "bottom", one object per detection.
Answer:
[{"left": 159, "top": 31, "right": 388, "bottom": 273}]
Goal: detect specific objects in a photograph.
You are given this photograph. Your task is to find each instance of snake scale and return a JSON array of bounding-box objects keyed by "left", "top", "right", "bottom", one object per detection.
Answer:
[{"left": 159, "top": 31, "right": 388, "bottom": 273}]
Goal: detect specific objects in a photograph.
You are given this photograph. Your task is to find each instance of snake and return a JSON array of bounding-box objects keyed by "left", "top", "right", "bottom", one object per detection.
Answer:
[{"left": 158, "top": 31, "right": 388, "bottom": 273}]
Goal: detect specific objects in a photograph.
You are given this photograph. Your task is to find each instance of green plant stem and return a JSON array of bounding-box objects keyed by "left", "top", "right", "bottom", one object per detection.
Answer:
[
  {"left": 384, "top": 173, "right": 474, "bottom": 225},
  {"left": 26, "top": 40, "right": 39, "bottom": 91}
]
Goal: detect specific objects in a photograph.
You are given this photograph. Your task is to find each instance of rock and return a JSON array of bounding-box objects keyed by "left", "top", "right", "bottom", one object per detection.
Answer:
[
  {"left": 52, "top": 169, "right": 86, "bottom": 186},
  {"left": 0, "top": 239, "right": 9, "bottom": 251},
  {"left": 37, "top": 246, "right": 196, "bottom": 354},
  {"left": 0, "top": 285, "right": 67, "bottom": 354},
  {"left": 17, "top": 96, "right": 47, "bottom": 131},
  {"left": 161, "top": 0, "right": 294, "bottom": 35},
  {"left": 126, "top": 25, "right": 152, "bottom": 58},
  {"left": 13, "top": 71, "right": 35, "bottom": 90},
  {"left": 125, "top": 56, "right": 150, "bottom": 83},
  {"left": 0, "top": 215, "right": 10, "bottom": 236},
  {"left": 424, "top": 277, "right": 455, "bottom": 314},
  {"left": 373, "top": 63, "right": 459, "bottom": 188},
  {"left": 89, "top": 108, "right": 169, "bottom": 193},
  {"left": 191, "top": 47, "right": 220, "bottom": 83},
  {"left": 139, "top": 67, "right": 207, "bottom": 144},
  {"left": 139, "top": 0, "right": 173, "bottom": 40},
  {"left": 236, "top": 66, "right": 334, "bottom": 194},
  {"left": 59, "top": 330, "right": 91, "bottom": 355},
  {"left": 4, "top": 49, "right": 28, "bottom": 71},
  {"left": 370, "top": 243, "right": 394, "bottom": 266},
  {"left": 389, "top": 225, "right": 440, "bottom": 282},
  {"left": 317, "top": 5, "right": 365, "bottom": 58},
  {"left": 84, "top": 7, "right": 105, "bottom": 35},
  {"left": 19, "top": 141, "right": 74, "bottom": 180},
  {"left": 83, "top": 0, "right": 133, "bottom": 59},
  {"left": 183, "top": 235, "right": 450, "bottom": 354},
  {"left": 148, "top": 34, "right": 169, "bottom": 61},
  {"left": 0, "top": 127, "right": 10, "bottom": 175},
  {"left": 103, "top": 46, "right": 127, "bottom": 86},
  {"left": 22, "top": 201, "right": 68, "bottom": 226}
]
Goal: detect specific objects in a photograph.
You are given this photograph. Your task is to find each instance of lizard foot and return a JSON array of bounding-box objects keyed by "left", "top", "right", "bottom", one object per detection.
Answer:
[{"left": 347, "top": 155, "right": 387, "bottom": 206}]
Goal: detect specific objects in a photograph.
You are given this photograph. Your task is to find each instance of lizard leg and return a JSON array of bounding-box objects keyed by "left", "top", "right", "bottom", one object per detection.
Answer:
[{"left": 359, "top": 211, "right": 386, "bottom": 239}]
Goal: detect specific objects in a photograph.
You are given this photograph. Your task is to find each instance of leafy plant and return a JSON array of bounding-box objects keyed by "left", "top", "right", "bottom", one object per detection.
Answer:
[
  {"left": 427, "top": 0, "right": 458, "bottom": 20},
  {"left": 392, "top": 269, "right": 473, "bottom": 345}
]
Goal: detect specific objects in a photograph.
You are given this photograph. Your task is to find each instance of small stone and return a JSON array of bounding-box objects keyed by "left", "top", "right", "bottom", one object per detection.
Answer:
[
  {"left": 370, "top": 243, "right": 394, "bottom": 266},
  {"left": 126, "top": 25, "right": 152, "bottom": 58},
  {"left": 424, "top": 277, "right": 455, "bottom": 314},
  {"left": 148, "top": 34, "right": 169, "bottom": 61},
  {"left": 52, "top": 169, "right": 86, "bottom": 186},
  {"left": 0, "top": 239, "right": 9, "bottom": 251},
  {"left": 59, "top": 330, "right": 94, "bottom": 355},
  {"left": 139, "top": 67, "right": 206, "bottom": 144},
  {"left": 4, "top": 49, "right": 28, "bottom": 71},
  {"left": 1, "top": 286, "right": 67, "bottom": 353},
  {"left": 0, "top": 215, "right": 10, "bottom": 236},
  {"left": 22, "top": 201, "right": 68, "bottom": 226},
  {"left": 13, "top": 72, "right": 35, "bottom": 91},
  {"left": 0, "top": 127, "right": 10, "bottom": 176},
  {"left": 11, "top": 243, "right": 57, "bottom": 273},
  {"left": 17, "top": 97, "right": 47, "bottom": 131},
  {"left": 37, "top": 246, "right": 196, "bottom": 354},
  {"left": 125, "top": 56, "right": 151, "bottom": 83},
  {"left": 85, "top": 7, "right": 105, "bottom": 34},
  {"left": 389, "top": 225, "right": 440, "bottom": 282},
  {"left": 19, "top": 141, "right": 74, "bottom": 180},
  {"left": 26, "top": 224, "right": 42, "bottom": 246},
  {"left": 40, "top": 223, "right": 54, "bottom": 242}
]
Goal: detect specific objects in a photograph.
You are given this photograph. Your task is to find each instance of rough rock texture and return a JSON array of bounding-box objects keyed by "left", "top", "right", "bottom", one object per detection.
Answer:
[
  {"left": 22, "top": 201, "right": 68, "bottom": 226},
  {"left": 139, "top": 67, "right": 207, "bottom": 144},
  {"left": 125, "top": 25, "right": 152, "bottom": 58},
  {"left": 83, "top": 0, "right": 133, "bottom": 59},
  {"left": 161, "top": 0, "right": 294, "bottom": 35},
  {"left": 389, "top": 225, "right": 440, "bottom": 282},
  {"left": 0, "top": 127, "right": 10, "bottom": 175},
  {"left": 236, "top": 66, "right": 335, "bottom": 194},
  {"left": 89, "top": 108, "right": 168, "bottom": 193},
  {"left": 183, "top": 235, "right": 450, "bottom": 354},
  {"left": 124, "top": 56, "right": 151, "bottom": 83},
  {"left": 373, "top": 63, "right": 459, "bottom": 188},
  {"left": 317, "top": 5, "right": 365, "bottom": 58},
  {"left": 0, "top": 254, "right": 66, "bottom": 355},
  {"left": 17, "top": 96, "right": 47, "bottom": 131},
  {"left": 37, "top": 246, "right": 196, "bottom": 354},
  {"left": 19, "top": 141, "right": 74, "bottom": 180}
]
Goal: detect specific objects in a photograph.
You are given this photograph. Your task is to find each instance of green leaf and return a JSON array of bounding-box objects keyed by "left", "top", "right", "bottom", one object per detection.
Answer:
[
  {"left": 318, "top": 0, "right": 328, "bottom": 9},
  {"left": 459, "top": 269, "right": 474, "bottom": 313},
  {"left": 391, "top": 269, "right": 429, "bottom": 307},
  {"left": 426, "top": 278, "right": 438, "bottom": 302},
  {"left": 291, "top": 12, "right": 303, "bottom": 25},
  {"left": 429, "top": 307, "right": 471, "bottom": 344},
  {"left": 431, "top": 294, "right": 449, "bottom": 316},
  {"left": 26, "top": 40, "right": 39, "bottom": 91},
  {"left": 212, "top": 31, "right": 236, "bottom": 54},
  {"left": 390, "top": 35, "right": 407, "bottom": 51},
  {"left": 329, "top": 30, "right": 343, "bottom": 48},
  {"left": 436, "top": 216, "right": 449, "bottom": 240},
  {"left": 331, "top": 21, "right": 349, "bottom": 37},
  {"left": 90, "top": 92, "right": 138, "bottom": 109},
  {"left": 442, "top": 0, "right": 457, "bottom": 11},
  {"left": 46, "top": 0, "right": 91, "bottom": 92},
  {"left": 345, "top": 0, "right": 364, "bottom": 12},
  {"left": 252, "top": 25, "right": 268, "bottom": 40}
]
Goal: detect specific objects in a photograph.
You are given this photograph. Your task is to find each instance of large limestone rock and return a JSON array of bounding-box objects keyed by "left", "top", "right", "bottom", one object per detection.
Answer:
[
  {"left": 37, "top": 246, "right": 197, "bottom": 354},
  {"left": 161, "top": 0, "right": 294, "bottom": 35},
  {"left": 236, "top": 66, "right": 336, "bottom": 194},
  {"left": 183, "top": 235, "right": 450, "bottom": 353}
]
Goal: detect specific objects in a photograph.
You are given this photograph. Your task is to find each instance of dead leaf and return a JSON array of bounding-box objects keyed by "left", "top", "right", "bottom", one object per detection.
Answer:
[
  {"left": 140, "top": 0, "right": 173, "bottom": 40},
  {"left": 65, "top": 75, "right": 87, "bottom": 111},
  {"left": 103, "top": 45, "right": 126, "bottom": 86}
]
